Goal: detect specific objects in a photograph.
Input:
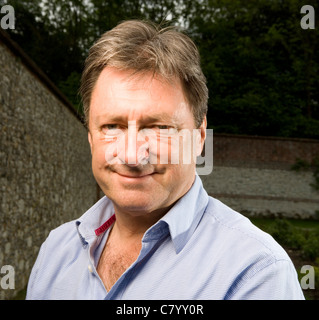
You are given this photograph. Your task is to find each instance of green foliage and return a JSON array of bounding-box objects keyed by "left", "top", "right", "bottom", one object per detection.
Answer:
[
  {"left": 264, "top": 219, "right": 319, "bottom": 262},
  {"left": 302, "top": 231, "right": 319, "bottom": 261},
  {"left": 1, "top": 0, "right": 183, "bottom": 112},
  {"left": 1, "top": 0, "right": 319, "bottom": 139},
  {"left": 188, "top": 0, "right": 319, "bottom": 138},
  {"left": 291, "top": 158, "right": 312, "bottom": 171},
  {"left": 58, "top": 71, "right": 83, "bottom": 115},
  {"left": 268, "top": 219, "right": 306, "bottom": 250}
]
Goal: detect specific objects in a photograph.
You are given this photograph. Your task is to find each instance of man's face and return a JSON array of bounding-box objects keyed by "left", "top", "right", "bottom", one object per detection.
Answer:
[{"left": 88, "top": 67, "right": 206, "bottom": 218}]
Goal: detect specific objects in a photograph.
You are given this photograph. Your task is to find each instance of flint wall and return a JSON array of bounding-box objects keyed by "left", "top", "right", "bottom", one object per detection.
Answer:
[{"left": 0, "top": 31, "right": 97, "bottom": 299}]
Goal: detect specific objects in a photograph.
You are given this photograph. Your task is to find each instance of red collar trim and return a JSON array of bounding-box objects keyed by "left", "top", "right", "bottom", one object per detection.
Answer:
[{"left": 94, "top": 214, "right": 116, "bottom": 236}]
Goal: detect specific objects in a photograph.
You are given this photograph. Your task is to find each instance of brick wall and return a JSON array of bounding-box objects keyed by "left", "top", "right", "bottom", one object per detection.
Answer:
[{"left": 213, "top": 133, "right": 319, "bottom": 169}]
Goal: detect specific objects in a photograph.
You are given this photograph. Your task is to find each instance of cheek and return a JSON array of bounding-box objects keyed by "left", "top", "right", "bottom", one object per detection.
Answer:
[
  {"left": 157, "top": 163, "right": 194, "bottom": 201},
  {"left": 90, "top": 141, "right": 109, "bottom": 168},
  {"left": 104, "top": 141, "right": 123, "bottom": 164},
  {"left": 91, "top": 133, "right": 124, "bottom": 166},
  {"left": 146, "top": 137, "right": 171, "bottom": 164},
  {"left": 149, "top": 133, "right": 196, "bottom": 165}
]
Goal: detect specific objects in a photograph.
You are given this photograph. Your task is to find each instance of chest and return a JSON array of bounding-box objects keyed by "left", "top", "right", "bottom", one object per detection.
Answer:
[{"left": 97, "top": 242, "right": 141, "bottom": 291}]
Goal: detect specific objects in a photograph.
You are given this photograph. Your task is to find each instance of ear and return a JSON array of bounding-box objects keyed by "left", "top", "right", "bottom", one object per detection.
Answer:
[
  {"left": 193, "top": 117, "right": 206, "bottom": 157},
  {"left": 197, "top": 117, "right": 207, "bottom": 156},
  {"left": 88, "top": 131, "right": 93, "bottom": 154}
]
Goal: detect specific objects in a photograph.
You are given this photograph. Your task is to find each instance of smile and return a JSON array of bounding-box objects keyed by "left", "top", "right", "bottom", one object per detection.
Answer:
[{"left": 115, "top": 172, "right": 155, "bottom": 181}]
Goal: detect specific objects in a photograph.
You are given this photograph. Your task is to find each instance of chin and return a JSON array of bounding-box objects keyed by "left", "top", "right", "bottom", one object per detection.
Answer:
[{"left": 108, "top": 189, "right": 159, "bottom": 213}]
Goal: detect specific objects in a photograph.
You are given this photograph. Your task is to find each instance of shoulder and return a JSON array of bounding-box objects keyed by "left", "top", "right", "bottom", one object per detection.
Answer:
[
  {"left": 203, "top": 196, "right": 290, "bottom": 260},
  {"left": 26, "top": 219, "right": 80, "bottom": 299},
  {"left": 198, "top": 197, "right": 304, "bottom": 299},
  {"left": 197, "top": 196, "right": 295, "bottom": 283},
  {"left": 33, "top": 218, "right": 81, "bottom": 268},
  {"left": 26, "top": 196, "right": 114, "bottom": 299},
  {"left": 43, "top": 219, "right": 80, "bottom": 253}
]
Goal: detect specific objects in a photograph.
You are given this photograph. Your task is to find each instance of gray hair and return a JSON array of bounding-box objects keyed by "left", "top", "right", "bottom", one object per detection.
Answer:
[{"left": 80, "top": 20, "right": 208, "bottom": 129}]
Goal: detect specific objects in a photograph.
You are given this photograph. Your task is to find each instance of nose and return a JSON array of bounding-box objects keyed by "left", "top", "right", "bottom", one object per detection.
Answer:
[{"left": 123, "top": 121, "right": 149, "bottom": 166}]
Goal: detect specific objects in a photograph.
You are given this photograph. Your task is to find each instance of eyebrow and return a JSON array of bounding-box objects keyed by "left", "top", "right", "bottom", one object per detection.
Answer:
[
  {"left": 139, "top": 113, "right": 179, "bottom": 125},
  {"left": 95, "top": 113, "right": 180, "bottom": 126}
]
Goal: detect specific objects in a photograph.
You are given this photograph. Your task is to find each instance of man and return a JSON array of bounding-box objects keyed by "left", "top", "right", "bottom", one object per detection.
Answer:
[{"left": 26, "top": 20, "right": 304, "bottom": 300}]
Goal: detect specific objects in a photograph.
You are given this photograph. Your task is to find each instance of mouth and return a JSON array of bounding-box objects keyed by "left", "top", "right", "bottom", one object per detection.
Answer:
[
  {"left": 108, "top": 165, "right": 162, "bottom": 183},
  {"left": 116, "top": 172, "right": 155, "bottom": 179},
  {"left": 112, "top": 168, "right": 157, "bottom": 182}
]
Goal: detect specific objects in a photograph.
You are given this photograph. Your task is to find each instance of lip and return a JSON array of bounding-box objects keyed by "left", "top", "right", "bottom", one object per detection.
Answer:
[{"left": 115, "top": 172, "right": 155, "bottom": 179}]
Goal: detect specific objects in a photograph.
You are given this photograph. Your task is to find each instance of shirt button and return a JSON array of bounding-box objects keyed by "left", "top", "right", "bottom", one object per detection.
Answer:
[{"left": 88, "top": 265, "right": 94, "bottom": 273}]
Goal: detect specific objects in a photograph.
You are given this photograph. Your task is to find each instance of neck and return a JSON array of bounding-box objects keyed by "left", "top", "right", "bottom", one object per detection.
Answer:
[{"left": 112, "top": 204, "right": 173, "bottom": 241}]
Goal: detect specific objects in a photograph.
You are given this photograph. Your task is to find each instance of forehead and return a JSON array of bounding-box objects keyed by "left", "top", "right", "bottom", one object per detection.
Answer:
[{"left": 90, "top": 67, "right": 193, "bottom": 124}]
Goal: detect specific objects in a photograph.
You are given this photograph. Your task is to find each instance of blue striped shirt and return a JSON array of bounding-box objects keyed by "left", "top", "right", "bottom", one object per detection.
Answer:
[{"left": 26, "top": 175, "right": 304, "bottom": 300}]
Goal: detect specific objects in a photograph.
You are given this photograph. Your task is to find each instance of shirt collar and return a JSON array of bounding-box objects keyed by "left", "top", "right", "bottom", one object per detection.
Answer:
[
  {"left": 159, "top": 174, "right": 209, "bottom": 253},
  {"left": 76, "top": 174, "right": 209, "bottom": 253},
  {"left": 76, "top": 195, "right": 115, "bottom": 245}
]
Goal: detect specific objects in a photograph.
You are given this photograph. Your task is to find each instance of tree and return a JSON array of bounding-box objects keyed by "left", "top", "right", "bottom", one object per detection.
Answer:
[
  {"left": 2, "top": 0, "right": 318, "bottom": 139},
  {"left": 185, "top": 0, "right": 319, "bottom": 138},
  {"left": 2, "top": 0, "right": 183, "bottom": 114}
]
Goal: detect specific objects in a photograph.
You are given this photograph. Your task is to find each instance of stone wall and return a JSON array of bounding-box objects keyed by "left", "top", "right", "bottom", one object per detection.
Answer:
[
  {"left": 0, "top": 31, "right": 97, "bottom": 299},
  {"left": 202, "top": 134, "right": 319, "bottom": 219}
]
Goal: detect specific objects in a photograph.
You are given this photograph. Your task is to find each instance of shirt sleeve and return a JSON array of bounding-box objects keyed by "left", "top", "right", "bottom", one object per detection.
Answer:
[{"left": 227, "top": 259, "right": 305, "bottom": 300}]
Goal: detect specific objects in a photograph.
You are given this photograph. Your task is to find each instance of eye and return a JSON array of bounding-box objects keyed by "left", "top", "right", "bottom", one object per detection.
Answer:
[
  {"left": 150, "top": 125, "right": 178, "bottom": 135},
  {"left": 103, "top": 124, "right": 118, "bottom": 129},
  {"left": 101, "top": 124, "right": 123, "bottom": 136},
  {"left": 157, "top": 125, "right": 169, "bottom": 130}
]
